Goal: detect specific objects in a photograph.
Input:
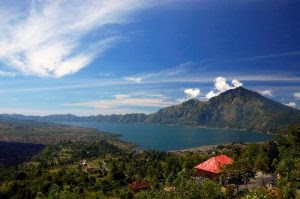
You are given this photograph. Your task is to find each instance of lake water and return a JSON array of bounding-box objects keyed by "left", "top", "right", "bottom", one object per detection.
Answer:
[{"left": 62, "top": 122, "right": 273, "bottom": 151}]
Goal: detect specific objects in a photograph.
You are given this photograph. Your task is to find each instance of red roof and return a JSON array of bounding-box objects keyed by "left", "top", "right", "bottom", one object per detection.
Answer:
[
  {"left": 129, "top": 180, "right": 150, "bottom": 192},
  {"left": 194, "top": 155, "right": 234, "bottom": 174}
]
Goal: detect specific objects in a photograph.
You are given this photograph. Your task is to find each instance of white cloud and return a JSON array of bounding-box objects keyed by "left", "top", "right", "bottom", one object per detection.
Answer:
[
  {"left": 0, "top": 70, "right": 16, "bottom": 77},
  {"left": 185, "top": 88, "right": 200, "bottom": 98},
  {"left": 294, "top": 92, "right": 300, "bottom": 100},
  {"left": 124, "top": 77, "right": 144, "bottom": 83},
  {"left": 258, "top": 90, "right": 273, "bottom": 97},
  {"left": 114, "top": 94, "right": 131, "bottom": 99},
  {"left": 214, "top": 77, "right": 232, "bottom": 92},
  {"left": 178, "top": 88, "right": 200, "bottom": 102},
  {"left": 124, "top": 62, "right": 192, "bottom": 83},
  {"left": 206, "top": 90, "right": 218, "bottom": 99},
  {"left": 0, "top": 0, "right": 152, "bottom": 78},
  {"left": 232, "top": 79, "right": 243, "bottom": 87},
  {"left": 206, "top": 77, "right": 243, "bottom": 99},
  {"left": 284, "top": 102, "right": 296, "bottom": 107}
]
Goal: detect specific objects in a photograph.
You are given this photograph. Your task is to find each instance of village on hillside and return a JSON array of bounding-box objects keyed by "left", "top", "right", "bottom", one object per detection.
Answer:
[
  {"left": 0, "top": 126, "right": 299, "bottom": 198},
  {"left": 75, "top": 141, "right": 285, "bottom": 198}
]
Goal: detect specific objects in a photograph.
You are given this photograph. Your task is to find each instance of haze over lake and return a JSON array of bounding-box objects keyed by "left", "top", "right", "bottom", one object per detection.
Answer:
[{"left": 61, "top": 122, "right": 273, "bottom": 151}]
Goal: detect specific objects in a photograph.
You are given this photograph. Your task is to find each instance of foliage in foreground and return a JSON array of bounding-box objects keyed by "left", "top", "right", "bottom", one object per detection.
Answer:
[{"left": 0, "top": 125, "right": 299, "bottom": 199}]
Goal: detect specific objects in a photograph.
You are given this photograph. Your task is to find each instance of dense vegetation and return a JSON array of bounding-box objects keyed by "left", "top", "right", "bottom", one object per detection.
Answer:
[
  {"left": 0, "top": 125, "right": 299, "bottom": 198},
  {"left": 0, "top": 119, "right": 133, "bottom": 168},
  {"left": 0, "top": 142, "right": 44, "bottom": 167},
  {"left": 3, "top": 87, "right": 300, "bottom": 133},
  {"left": 0, "top": 120, "right": 131, "bottom": 149}
]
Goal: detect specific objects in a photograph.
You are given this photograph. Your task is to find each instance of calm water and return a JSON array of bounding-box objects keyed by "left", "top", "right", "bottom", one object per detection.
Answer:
[{"left": 62, "top": 122, "right": 273, "bottom": 151}]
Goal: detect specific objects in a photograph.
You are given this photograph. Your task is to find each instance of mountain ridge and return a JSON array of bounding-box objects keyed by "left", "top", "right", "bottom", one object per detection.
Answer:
[
  {"left": 1, "top": 87, "right": 300, "bottom": 133},
  {"left": 146, "top": 87, "right": 300, "bottom": 133}
]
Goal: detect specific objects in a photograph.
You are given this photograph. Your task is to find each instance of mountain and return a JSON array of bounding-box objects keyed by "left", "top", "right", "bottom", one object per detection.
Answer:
[
  {"left": 1, "top": 87, "right": 300, "bottom": 133},
  {"left": 0, "top": 113, "right": 148, "bottom": 123},
  {"left": 146, "top": 87, "right": 300, "bottom": 133}
]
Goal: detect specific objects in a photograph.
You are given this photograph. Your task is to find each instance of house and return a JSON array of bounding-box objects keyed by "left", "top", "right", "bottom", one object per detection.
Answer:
[
  {"left": 85, "top": 163, "right": 99, "bottom": 173},
  {"left": 80, "top": 160, "right": 86, "bottom": 166},
  {"left": 128, "top": 180, "right": 150, "bottom": 193},
  {"left": 163, "top": 186, "right": 175, "bottom": 193},
  {"left": 194, "top": 154, "right": 234, "bottom": 179}
]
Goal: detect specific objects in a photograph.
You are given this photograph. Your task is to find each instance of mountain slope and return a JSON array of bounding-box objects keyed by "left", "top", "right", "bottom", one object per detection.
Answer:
[
  {"left": 1, "top": 87, "right": 299, "bottom": 133},
  {"left": 147, "top": 87, "right": 300, "bottom": 132}
]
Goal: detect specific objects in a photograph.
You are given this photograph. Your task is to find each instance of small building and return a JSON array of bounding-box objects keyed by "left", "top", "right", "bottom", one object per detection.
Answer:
[
  {"left": 80, "top": 160, "right": 86, "bottom": 166},
  {"left": 128, "top": 180, "right": 150, "bottom": 193},
  {"left": 163, "top": 186, "right": 175, "bottom": 193},
  {"left": 85, "top": 163, "right": 99, "bottom": 173},
  {"left": 194, "top": 154, "right": 234, "bottom": 179}
]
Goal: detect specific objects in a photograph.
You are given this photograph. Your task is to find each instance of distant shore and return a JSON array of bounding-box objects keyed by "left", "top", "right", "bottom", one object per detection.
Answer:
[
  {"left": 159, "top": 122, "right": 270, "bottom": 134},
  {"left": 169, "top": 141, "right": 266, "bottom": 153}
]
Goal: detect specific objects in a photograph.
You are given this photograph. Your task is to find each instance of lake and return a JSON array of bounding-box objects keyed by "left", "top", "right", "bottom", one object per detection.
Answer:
[{"left": 61, "top": 122, "right": 273, "bottom": 151}]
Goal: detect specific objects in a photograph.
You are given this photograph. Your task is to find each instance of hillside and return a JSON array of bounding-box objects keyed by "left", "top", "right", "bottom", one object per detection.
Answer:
[
  {"left": 1, "top": 87, "right": 300, "bottom": 133},
  {"left": 0, "top": 119, "right": 133, "bottom": 151}
]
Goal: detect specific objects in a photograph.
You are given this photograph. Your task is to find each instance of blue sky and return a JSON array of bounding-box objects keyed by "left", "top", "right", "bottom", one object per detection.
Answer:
[{"left": 0, "top": 0, "right": 300, "bottom": 115}]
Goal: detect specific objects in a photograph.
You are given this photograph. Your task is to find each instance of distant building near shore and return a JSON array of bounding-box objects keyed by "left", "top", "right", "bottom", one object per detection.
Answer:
[{"left": 194, "top": 154, "right": 234, "bottom": 179}]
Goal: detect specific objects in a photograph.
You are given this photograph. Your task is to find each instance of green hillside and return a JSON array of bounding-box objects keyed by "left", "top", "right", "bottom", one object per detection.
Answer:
[{"left": 147, "top": 87, "right": 300, "bottom": 133}]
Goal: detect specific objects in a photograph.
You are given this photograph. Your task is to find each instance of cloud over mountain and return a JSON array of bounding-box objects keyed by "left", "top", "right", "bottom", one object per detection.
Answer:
[
  {"left": 294, "top": 92, "right": 300, "bottom": 100},
  {"left": 258, "top": 90, "right": 273, "bottom": 97},
  {"left": 206, "top": 77, "right": 243, "bottom": 99},
  {"left": 178, "top": 88, "right": 201, "bottom": 102},
  {"left": 184, "top": 88, "right": 200, "bottom": 99},
  {"left": 285, "top": 102, "right": 296, "bottom": 107}
]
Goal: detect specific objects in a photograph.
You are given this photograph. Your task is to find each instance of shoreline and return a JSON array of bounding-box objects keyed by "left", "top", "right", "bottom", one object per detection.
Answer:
[
  {"left": 168, "top": 141, "right": 267, "bottom": 153},
  {"left": 161, "top": 122, "right": 270, "bottom": 134}
]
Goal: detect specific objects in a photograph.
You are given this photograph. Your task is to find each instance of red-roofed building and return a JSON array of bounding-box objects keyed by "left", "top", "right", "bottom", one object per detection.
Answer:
[
  {"left": 194, "top": 155, "right": 234, "bottom": 179},
  {"left": 129, "top": 180, "right": 150, "bottom": 193}
]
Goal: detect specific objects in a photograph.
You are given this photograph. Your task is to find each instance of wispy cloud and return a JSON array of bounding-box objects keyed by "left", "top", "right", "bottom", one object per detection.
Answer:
[
  {"left": 257, "top": 90, "right": 273, "bottom": 97},
  {"left": 0, "top": 70, "right": 16, "bottom": 77},
  {"left": 124, "top": 62, "right": 192, "bottom": 83},
  {"left": 65, "top": 92, "right": 175, "bottom": 114},
  {"left": 124, "top": 76, "right": 147, "bottom": 83},
  {"left": 206, "top": 77, "right": 243, "bottom": 99},
  {"left": 0, "top": 74, "right": 299, "bottom": 95},
  {"left": 0, "top": 107, "right": 146, "bottom": 116},
  {"left": 237, "top": 51, "right": 300, "bottom": 62},
  {"left": 98, "top": 72, "right": 111, "bottom": 77},
  {"left": 0, "top": 0, "right": 153, "bottom": 78},
  {"left": 0, "top": 79, "right": 140, "bottom": 94},
  {"left": 124, "top": 61, "right": 300, "bottom": 85}
]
